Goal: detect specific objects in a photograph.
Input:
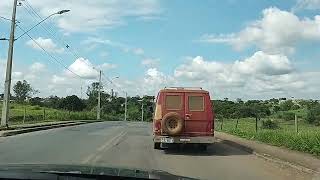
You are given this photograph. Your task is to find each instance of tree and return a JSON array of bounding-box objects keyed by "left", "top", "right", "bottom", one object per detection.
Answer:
[
  {"left": 306, "top": 104, "right": 320, "bottom": 125},
  {"left": 86, "top": 82, "right": 109, "bottom": 110},
  {"left": 280, "top": 100, "right": 294, "bottom": 111},
  {"left": 43, "top": 96, "right": 61, "bottom": 109},
  {"left": 236, "top": 98, "right": 244, "bottom": 104},
  {"left": 29, "top": 97, "right": 44, "bottom": 106},
  {"left": 13, "top": 80, "right": 38, "bottom": 103},
  {"left": 59, "top": 95, "right": 86, "bottom": 111},
  {"left": 273, "top": 105, "right": 281, "bottom": 113}
]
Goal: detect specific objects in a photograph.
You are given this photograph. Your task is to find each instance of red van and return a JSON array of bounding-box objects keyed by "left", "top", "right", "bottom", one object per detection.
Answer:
[{"left": 153, "top": 87, "right": 214, "bottom": 150}]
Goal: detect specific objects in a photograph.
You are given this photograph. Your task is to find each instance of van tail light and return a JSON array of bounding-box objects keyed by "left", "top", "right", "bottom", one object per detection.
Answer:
[{"left": 154, "top": 120, "right": 161, "bottom": 135}]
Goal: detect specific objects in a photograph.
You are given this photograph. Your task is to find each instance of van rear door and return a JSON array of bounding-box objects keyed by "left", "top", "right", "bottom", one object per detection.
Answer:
[
  {"left": 184, "top": 92, "right": 211, "bottom": 136},
  {"left": 163, "top": 92, "right": 185, "bottom": 123}
]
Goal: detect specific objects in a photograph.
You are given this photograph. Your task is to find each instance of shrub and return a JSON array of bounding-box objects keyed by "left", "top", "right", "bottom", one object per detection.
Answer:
[
  {"left": 277, "top": 112, "right": 295, "bottom": 121},
  {"left": 32, "top": 106, "right": 42, "bottom": 110},
  {"left": 261, "top": 119, "right": 279, "bottom": 129},
  {"left": 306, "top": 104, "right": 320, "bottom": 125}
]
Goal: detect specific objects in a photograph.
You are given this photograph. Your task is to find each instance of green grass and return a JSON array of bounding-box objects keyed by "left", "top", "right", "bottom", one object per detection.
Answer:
[
  {"left": 0, "top": 103, "right": 121, "bottom": 125},
  {"left": 216, "top": 118, "right": 320, "bottom": 156}
]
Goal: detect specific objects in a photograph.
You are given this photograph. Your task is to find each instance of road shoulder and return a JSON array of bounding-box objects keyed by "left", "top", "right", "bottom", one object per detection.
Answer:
[
  {"left": 215, "top": 131, "right": 320, "bottom": 174},
  {"left": 0, "top": 120, "right": 102, "bottom": 137}
]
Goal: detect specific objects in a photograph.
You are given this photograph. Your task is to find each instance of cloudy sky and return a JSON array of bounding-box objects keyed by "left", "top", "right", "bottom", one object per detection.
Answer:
[{"left": 0, "top": 0, "right": 320, "bottom": 100}]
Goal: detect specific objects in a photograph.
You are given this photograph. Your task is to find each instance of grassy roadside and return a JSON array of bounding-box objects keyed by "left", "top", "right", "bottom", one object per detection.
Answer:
[
  {"left": 0, "top": 103, "right": 122, "bottom": 126},
  {"left": 216, "top": 118, "right": 320, "bottom": 157}
]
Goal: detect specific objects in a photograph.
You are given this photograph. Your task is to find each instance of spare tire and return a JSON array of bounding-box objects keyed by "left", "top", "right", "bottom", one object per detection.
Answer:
[{"left": 162, "top": 112, "right": 184, "bottom": 135}]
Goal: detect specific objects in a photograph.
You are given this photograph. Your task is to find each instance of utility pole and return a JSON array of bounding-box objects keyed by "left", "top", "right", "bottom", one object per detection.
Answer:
[
  {"left": 80, "top": 85, "right": 83, "bottom": 99},
  {"left": 124, "top": 92, "right": 127, "bottom": 121},
  {"left": 1, "top": 0, "right": 18, "bottom": 127},
  {"left": 97, "top": 70, "right": 101, "bottom": 120},
  {"left": 141, "top": 102, "right": 144, "bottom": 122}
]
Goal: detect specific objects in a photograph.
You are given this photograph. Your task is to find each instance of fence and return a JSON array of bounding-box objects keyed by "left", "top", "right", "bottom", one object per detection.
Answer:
[
  {"left": 0, "top": 104, "right": 122, "bottom": 126},
  {"left": 214, "top": 117, "right": 320, "bottom": 156},
  {"left": 215, "top": 116, "right": 318, "bottom": 134}
]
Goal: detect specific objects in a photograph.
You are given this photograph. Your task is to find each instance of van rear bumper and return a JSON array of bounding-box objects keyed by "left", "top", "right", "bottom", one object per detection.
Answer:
[{"left": 153, "top": 135, "right": 215, "bottom": 144}]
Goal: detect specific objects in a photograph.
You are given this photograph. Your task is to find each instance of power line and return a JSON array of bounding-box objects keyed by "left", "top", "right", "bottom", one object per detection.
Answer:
[
  {"left": 21, "top": 1, "right": 102, "bottom": 78},
  {"left": 101, "top": 73, "right": 126, "bottom": 94},
  {"left": 20, "top": 1, "right": 124, "bottom": 97},
  {"left": 0, "top": 16, "right": 12, "bottom": 21},
  {"left": 16, "top": 24, "right": 83, "bottom": 79},
  {"left": 21, "top": 2, "right": 83, "bottom": 60}
]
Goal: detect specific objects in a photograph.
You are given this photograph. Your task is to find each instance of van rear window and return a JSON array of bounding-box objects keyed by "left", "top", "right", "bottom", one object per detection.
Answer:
[
  {"left": 189, "top": 96, "right": 204, "bottom": 111},
  {"left": 166, "top": 95, "right": 182, "bottom": 110}
]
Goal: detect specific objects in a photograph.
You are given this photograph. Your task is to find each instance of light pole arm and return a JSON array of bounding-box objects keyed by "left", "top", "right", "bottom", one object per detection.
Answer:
[
  {"left": 15, "top": 13, "right": 56, "bottom": 41},
  {"left": 15, "top": 10, "right": 69, "bottom": 41}
]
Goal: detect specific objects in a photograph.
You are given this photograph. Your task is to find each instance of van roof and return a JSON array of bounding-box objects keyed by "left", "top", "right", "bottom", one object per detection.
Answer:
[{"left": 159, "top": 87, "right": 209, "bottom": 94}]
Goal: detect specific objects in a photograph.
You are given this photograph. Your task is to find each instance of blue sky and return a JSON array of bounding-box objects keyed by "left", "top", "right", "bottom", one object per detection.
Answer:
[{"left": 1, "top": 0, "right": 320, "bottom": 99}]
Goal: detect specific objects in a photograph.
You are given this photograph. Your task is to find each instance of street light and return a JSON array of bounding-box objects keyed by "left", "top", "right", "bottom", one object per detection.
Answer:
[
  {"left": 57, "top": 10, "right": 70, "bottom": 14},
  {"left": 15, "top": 9, "right": 70, "bottom": 40},
  {"left": 1, "top": 0, "right": 70, "bottom": 127}
]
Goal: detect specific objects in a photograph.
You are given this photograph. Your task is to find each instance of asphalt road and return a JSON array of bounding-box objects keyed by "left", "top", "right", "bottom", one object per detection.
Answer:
[{"left": 0, "top": 121, "right": 315, "bottom": 180}]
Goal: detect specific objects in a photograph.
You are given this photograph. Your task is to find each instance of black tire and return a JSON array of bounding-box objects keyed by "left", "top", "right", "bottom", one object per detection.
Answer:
[
  {"left": 199, "top": 144, "right": 207, "bottom": 151},
  {"left": 154, "top": 142, "right": 161, "bottom": 149}
]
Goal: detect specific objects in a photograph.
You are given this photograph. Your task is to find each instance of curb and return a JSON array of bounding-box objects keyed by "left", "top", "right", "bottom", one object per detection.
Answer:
[
  {"left": 0, "top": 121, "right": 102, "bottom": 137},
  {"left": 215, "top": 132, "right": 320, "bottom": 174}
]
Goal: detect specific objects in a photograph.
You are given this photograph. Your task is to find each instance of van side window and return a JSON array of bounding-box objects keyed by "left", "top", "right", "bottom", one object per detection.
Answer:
[
  {"left": 166, "top": 95, "right": 182, "bottom": 110},
  {"left": 189, "top": 96, "right": 204, "bottom": 111}
]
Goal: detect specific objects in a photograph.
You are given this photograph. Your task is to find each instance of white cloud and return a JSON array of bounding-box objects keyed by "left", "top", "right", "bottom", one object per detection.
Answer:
[
  {"left": 292, "top": 0, "right": 320, "bottom": 11},
  {"left": 141, "top": 58, "right": 160, "bottom": 67},
  {"left": 82, "top": 37, "right": 146, "bottom": 56},
  {"left": 49, "top": 74, "right": 85, "bottom": 97},
  {"left": 9, "top": 0, "right": 161, "bottom": 33},
  {"left": 175, "top": 51, "right": 294, "bottom": 82},
  {"left": 66, "top": 58, "right": 99, "bottom": 79},
  {"left": 52, "top": 75, "right": 69, "bottom": 85},
  {"left": 172, "top": 51, "right": 310, "bottom": 99},
  {"left": 199, "top": 7, "right": 320, "bottom": 54},
  {"left": 99, "top": 51, "right": 109, "bottom": 58},
  {"left": 233, "top": 51, "right": 293, "bottom": 75},
  {"left": 141, "top": 68, "right": 175, "bottom": 95},
  {"left": 0, "top": 59, "right": 6, "bottom": 84},
  {"left": 29, "top": 62, "right": 46, "bottom": 73},
  {"left": 132, "top": 48, "right": 144, "bottom": 55},
  {"left": 12, "top": 72, "right": 23, "bottom": 79},
  {"left": 26, "top": 37, "right": 64, "bottom": 53},
  {"left": 98, "top": 63, "right": 117, "bottom": 70}
]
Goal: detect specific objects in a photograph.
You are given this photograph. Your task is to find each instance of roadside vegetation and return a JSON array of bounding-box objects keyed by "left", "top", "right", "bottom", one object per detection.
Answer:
[
  {"left": 0, "top": 80, "right": 154, "bottom": 126},
  {"left": 213, "top": 98, "right": 320, "bottom": 156}
]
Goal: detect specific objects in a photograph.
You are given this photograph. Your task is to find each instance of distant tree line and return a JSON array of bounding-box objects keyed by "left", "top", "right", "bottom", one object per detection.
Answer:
[
  {"left": 213, "top": 98, "right": 320, "bottom": 125},
  {"left": 10, "top": 80, "right": 155, "bottom": 121},
  {"left": 8, "top": 80, "right": 320, "bottom": 125}
]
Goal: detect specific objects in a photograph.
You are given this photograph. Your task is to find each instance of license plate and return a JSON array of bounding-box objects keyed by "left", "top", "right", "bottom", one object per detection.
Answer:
[
  {"left": 160, "top": 137, "right": 174, "bottom": 143},
  {"left": 180, "top": 138, "right": 190, "bottom": 142}
]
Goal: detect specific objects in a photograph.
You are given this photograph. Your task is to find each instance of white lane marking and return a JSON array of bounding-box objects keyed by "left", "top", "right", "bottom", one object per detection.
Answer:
[
  {"left": 81, "top": 131, "right": 127, "bottom": 164},
  {"left": 97, "top": 131, "right": 126, "bottom": 152},
  {"left": 82, "top": 154, "right": 96, "bottom": 164}
]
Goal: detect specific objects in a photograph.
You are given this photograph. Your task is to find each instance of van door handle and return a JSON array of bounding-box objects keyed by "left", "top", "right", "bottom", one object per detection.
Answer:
[{"left": 186, "top": 114, "right": 192, "bottom": 118}]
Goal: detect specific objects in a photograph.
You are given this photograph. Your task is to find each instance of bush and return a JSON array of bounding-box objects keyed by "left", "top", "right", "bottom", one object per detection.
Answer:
[
  {"left": 277, "top": 112, "right": 295, "bottom": 121},
  {"left": 306, "top": 104, "right": 320, "bottom": 125},
  {"left": 291, "top": 104, "right": 300, "bottom": 110},
  {"left": 32, "top": 106, "right": 42, "bottom": 110},
  {"left": 102, "top": 114, "right": 121, "bottom": 121},
  {"left": 261, "top": 119, "right": 279, "bottom": 129}
]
